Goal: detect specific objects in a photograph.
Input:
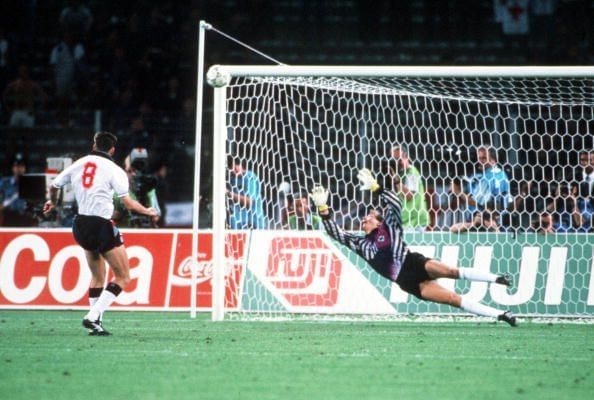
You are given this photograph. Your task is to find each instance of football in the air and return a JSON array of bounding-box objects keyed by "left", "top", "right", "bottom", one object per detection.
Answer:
[{"left": 206, "top": 65, "right": 231, "bottom": 87}]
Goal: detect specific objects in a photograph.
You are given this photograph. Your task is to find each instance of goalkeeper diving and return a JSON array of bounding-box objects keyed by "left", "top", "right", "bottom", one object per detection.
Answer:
[{"left": 310, "top": 168, "right": 517, "bottom": 326}]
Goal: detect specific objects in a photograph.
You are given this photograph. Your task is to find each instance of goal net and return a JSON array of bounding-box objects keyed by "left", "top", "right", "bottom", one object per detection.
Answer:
[{"left": 206, "top": 66, "right": 594, "bottom": 321}]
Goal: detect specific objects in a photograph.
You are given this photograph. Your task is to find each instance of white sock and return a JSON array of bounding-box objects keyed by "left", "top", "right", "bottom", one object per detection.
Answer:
[
  {"left": 458, "top": 268, "right": 497, "bottom": 283},
  {"left": 460, "top": 297, "right": 501, "bottom": 318},
  {"left": 89, "top": 288, "right": 103, "bottom": 322},
  {"left": 89, "top": 297, "right": 103, "bottom": 322},
  {"left": 86, "top": 284, "right": 120, "bottom": 321}
]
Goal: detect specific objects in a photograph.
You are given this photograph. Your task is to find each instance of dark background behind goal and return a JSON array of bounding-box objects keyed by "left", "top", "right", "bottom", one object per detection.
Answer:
[{"left": 0, "top": 0, "right": 591, "bottom": 226}]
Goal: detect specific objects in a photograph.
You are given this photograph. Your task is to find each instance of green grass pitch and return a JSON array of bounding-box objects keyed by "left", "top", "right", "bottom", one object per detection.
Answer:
[{"left": 0, "top": 311, "right": 592, "bottom": 400}]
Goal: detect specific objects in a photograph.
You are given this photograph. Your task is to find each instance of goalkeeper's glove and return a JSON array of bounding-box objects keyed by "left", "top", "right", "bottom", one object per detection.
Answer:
[
  {"left": 309, "top": 186, "right": 329, "bottom": 213},
  {"left": 357, "top": 168, "right": 380, "bottom": 192}
]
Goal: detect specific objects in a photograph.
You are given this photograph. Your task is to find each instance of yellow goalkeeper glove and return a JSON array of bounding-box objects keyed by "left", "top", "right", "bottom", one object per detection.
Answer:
[
  {"left": 309, "top": 186, "right": 329, "bottom": 213},
  {"left": 357, "top": 168, "right": 380, "bottom": 192}
]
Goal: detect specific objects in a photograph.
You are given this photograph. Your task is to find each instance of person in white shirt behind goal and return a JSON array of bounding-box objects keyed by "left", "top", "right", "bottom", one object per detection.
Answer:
[
  {"left": 43, "top": 132, "right": 157, "bottom": 335},
  {"left": 310, "top": 168, "right": 517, "bottom": 326}
]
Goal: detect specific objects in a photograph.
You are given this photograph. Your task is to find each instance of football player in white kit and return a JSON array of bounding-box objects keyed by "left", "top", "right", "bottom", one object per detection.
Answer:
[{"left": 43, "top": 132, "right": 157, "bottom": 335}]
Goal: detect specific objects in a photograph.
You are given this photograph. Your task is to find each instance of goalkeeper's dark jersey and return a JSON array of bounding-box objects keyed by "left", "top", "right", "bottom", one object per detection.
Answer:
[{"left": 321, "top": 189, "right": 408, "bottom": 282}]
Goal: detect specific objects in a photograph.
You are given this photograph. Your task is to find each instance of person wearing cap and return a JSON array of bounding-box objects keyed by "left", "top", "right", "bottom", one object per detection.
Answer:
[{"left": 0, "top": 154, "right": 31, "bottom": 226}]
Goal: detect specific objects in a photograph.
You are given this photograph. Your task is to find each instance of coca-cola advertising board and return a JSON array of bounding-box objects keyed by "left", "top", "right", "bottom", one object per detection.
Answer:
[{"left": 0, "top": 229, "right": 246, "bottom": 310}]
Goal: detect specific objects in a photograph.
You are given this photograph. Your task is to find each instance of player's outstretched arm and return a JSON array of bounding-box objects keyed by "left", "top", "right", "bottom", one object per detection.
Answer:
[
  {"left": 357, "top": 168, "right": 402, "bottom": 223},
  {"left": 309, "top": 185, "right": 363, "bottom": 252},
  {"left": 121, "top": 195, "right": 158, "bottom": 217}
]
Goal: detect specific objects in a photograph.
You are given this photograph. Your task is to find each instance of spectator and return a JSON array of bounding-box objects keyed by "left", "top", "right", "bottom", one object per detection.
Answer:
[
  {"left": 109, "top": 46, "right": 131, "bottom": 94},
  {"left": 0, "top": 27, "right": 13, "bottom": 94},
  {"left": 511, "top": 179, "right": 539, "bottom": 231},
  {"left": 176, "top": 96, "right": 196, "bottom": 131},
  {"left": 147, "top": 5, "right": 171, "bottom": 51},
  {"left": 436, "top": 177, "right": 471, "bottom": 230},
  {"left": 287, "top": 190, "right": 322, "bottom": 230},
  {"left": 59, "top": 0, "right": 93, "bottom": 40},
  {"left": 576, "top": 180, "right": 593, "bottom": 232},
  {"left": 162, "top": 76, "right": 182, "bottom": 116},
  {"left": 547, "top": 183, "right": 587, "bottom": 233},
  {"left": 275, "top": 181, "right": 292, "bottom": 229},
  {"left": 108, "top": 80, "right": 137, "bottom": 133},
  {"left": 497, "top": 0, "right": 530, "bottom": 35},
  {"left": 463, "top": 146, "right": 511, "bottom": 217},
  {"left": 390, "top": 145, "right": 429, "bottom": 231},
  {"left": 578, "top": 150, "right": 594, "bottom": 196},
  {"left": 2, "top": 64, "right": 46, "bottom": 127},
  {"left": 127, "top": 116, "right": 154, "bottom": 153},
  {"left": 529, "top": 212, "right": 555, "bottom": 234},
  {"left": 0, "top": 153, "right": 32, "bottom": 226},
  {"left": 49, "top": 32, "right": 85, "bottom": 106},
  {"left": 227, "top": 157, "right": 266, "bottom": 229},
  {"left": 529, "top": 0, "right": 557, "bottom": 55},
  {"left": 450, "top": 210, "right": 501, "bottom": 233},
  {"left": 513, "top": 180, "right": 536, "bottom": 212}
]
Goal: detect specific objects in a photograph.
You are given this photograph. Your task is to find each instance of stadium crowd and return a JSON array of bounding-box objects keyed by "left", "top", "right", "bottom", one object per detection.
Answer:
[
  {"left": 0, "top": 1, "right": 592, "bottom": 229},
  {"left": 228, "top": 145, "right": 593, "bottom": 234},
  {"left": 2, "top": 1, "right": 590, "bottom": 125},
  {"left": 432, "top": 148, "right": 594, "bottom": 234}
]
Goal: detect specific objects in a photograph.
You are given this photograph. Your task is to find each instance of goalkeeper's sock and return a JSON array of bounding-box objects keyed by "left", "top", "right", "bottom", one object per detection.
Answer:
[
  {"left": 460, "top": 297, "right": 501, "bottom": 318},
  {"left": 88, "top": 287, "right": 103, "bottom": 322},
  {"left": 85, "top": 282, "right": 122, "bottom": 321},
  {"left": 458, "top": 268, "right": 497, "bottom": 283}
]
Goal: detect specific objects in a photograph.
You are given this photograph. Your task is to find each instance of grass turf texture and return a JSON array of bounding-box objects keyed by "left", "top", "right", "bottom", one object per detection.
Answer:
[{"left": 0, "top": 311, "right": 592, "bottom": 400}]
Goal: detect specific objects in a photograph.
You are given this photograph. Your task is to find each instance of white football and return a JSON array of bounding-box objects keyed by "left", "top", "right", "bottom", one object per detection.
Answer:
[{"left": 206, "top": 65, "right": 231, "bottom": 88}]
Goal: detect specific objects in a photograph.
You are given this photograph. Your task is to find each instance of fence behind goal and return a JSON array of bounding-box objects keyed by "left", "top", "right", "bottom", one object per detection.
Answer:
[{"left": 205, "top": 66, "right": 594, "bottom": 321}]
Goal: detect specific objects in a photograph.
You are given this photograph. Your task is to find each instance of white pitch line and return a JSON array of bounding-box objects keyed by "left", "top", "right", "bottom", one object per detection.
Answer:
[{"left": 3, "top": 346, "right": 592, "bottom": 363}]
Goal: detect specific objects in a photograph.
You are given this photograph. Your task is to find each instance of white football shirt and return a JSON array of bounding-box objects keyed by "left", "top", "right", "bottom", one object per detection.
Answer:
[{"left": 52, "top": 152, "right": 129, "bottom": 220}]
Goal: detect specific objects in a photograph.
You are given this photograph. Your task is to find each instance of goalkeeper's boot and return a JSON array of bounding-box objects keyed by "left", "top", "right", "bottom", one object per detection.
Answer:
[
  {"left": 83, "top": 318, "right": 111, "bottom": 336},
  {"left": 497, "top": 311, "right": 517, "bottom": 327},
  {"left": 495, "top": 274, "right": 512, "bottom": 287}
]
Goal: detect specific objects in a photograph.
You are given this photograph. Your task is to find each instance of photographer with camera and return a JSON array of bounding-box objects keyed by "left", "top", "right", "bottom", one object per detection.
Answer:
[
  {"left": 0, "top": 153, "right": 35, "bottom": 226},
  {"left": 113, "top": 148, "right": 161, "bottom": 228}
]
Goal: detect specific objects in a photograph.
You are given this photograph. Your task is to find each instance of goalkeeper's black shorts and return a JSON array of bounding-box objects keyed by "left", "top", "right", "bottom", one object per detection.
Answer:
[{"left": 396, "top": 251, "right": 432, "bottom": 299}]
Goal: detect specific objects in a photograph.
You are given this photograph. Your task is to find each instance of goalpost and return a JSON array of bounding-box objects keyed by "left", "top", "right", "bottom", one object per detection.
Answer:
[{"left": 205, "top": 65, "right": 594, "bottom": 321}]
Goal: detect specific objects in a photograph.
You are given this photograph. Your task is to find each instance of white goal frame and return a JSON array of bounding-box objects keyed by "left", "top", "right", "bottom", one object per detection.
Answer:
[{"left": 208, "top": 65, "right": 594, "bottom": 321}]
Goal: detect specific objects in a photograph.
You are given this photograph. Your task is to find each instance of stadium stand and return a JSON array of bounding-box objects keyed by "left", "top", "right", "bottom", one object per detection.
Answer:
[{"left": 0, "top": 0, "right": 592, "bottom": 224}]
